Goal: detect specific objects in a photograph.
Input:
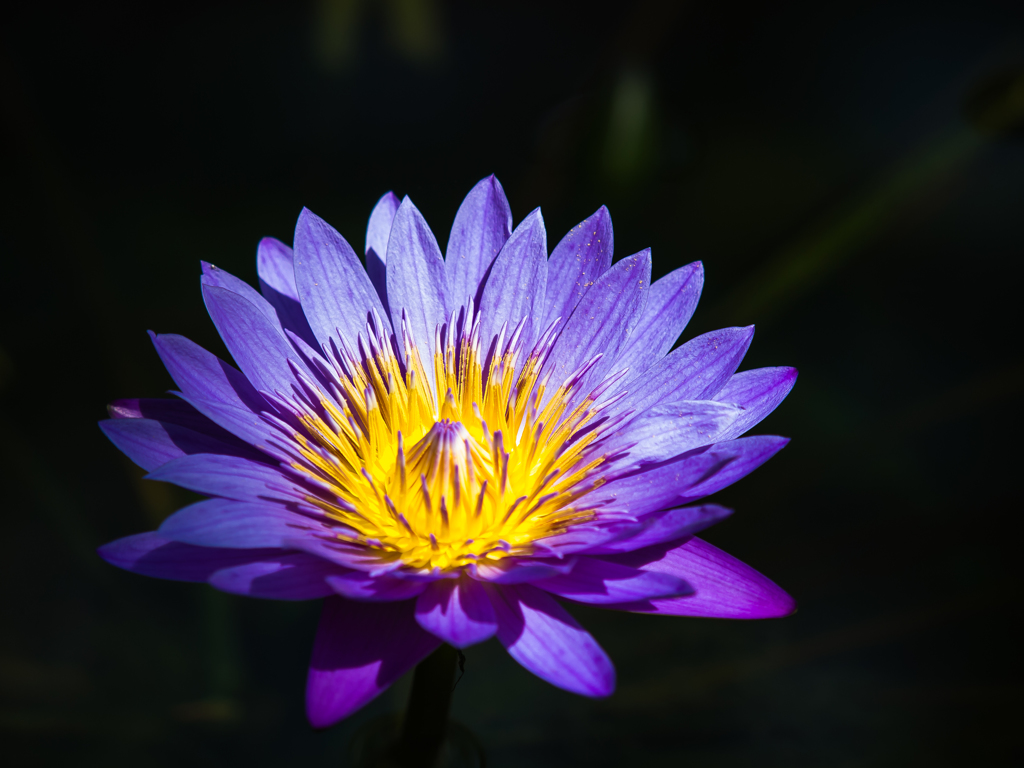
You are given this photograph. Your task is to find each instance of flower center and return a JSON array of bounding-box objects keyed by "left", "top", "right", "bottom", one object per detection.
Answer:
[{"left": 276, "top": 309, "right": 620, "bottom": 572}]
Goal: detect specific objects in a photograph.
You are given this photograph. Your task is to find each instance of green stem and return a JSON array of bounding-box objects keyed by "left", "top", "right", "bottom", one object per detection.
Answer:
[{"left": 392, "top": 644, "right": 458, "bottom": 768}]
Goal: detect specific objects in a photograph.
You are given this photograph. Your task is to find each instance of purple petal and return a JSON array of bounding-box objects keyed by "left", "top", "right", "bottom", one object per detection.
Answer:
[
  {"left": 469, "top": 557, "right": 578, "bottom": 584},
  {"left": 714, "top": 367, "right": 798, "bottom": 440},
  {"left": 602, "top": 401, "right": 745, "bottom": 465},
  {"left": 488, "top": 583, "right": 615, "bottom": 697},
  {"left": 582, "top": 504, "right": 734, "bottom": 555},
  {"left": 477, "top": 207, "right": 548, "bottom": 353},
  {"left": 97, "top": 531, "right": 283, "bottom": 581},
  {"left": 306, "top": 597, "right": 441, "bottom": 728},
  {"left": 150, "top": 332, "right": 266, "bottom": 413},
  {"left": 542, "top": 248, "right": 651, "bottom": 405},
  {"left": 386, "top": 197, "right": 450, "bottom": 390},
  {"left": 157, "top": 499, "right": 323, "bottom": 549},
  {"left": 174, "top": 393, "right": 280, "bottom": 449},
  {"left": 256, "top": 237, "right": 320, "bottom": 349},
  {"left": 202, "top": 284, "right": 311, "bottom": 397},
  {"left": 445, "top": 175, "right": 513, "bottom": 309},
  {"left": 414, "top": 576, "right": 498, "bottom": 648},
  {"left": 107, "top": 398, "right": 248, "bottom": 448},
  {"left": 293, "top": 207, "right": 389, "bottom": 350},
  {"left": 601, "top": 537, "right": 796, "bottom": 619},
  {"left": 619, "top": 327, "right": 755, "bottom": 413},
  {"left": 365, "top": 191, "right": 400, "bottom": 315},
  {"left": 541, "top": 206, "right": 613, "bottom": 333},
  {"left": 201, "top": 262, "right": 283, "bottom": 334},
  {"left": 325, "top": 571, "right": 428, "bottom": 602},
  {"left": 615, "top": 261, "right": 703, "bottom": 379},
  {"left": 99, "top": 418, "right": 264, "bottom": 472},
  {"left": 146, "top": 453, "right": 300, "bottom": 503},
  {"left": 533, "top": 555, "right": 691, "bottom": 604},
  {"left": 208, "top": 552, "right": 344, "bottom": 600},
  {"left": 593, "top": 435, "right": 790, "bottom": 517}
]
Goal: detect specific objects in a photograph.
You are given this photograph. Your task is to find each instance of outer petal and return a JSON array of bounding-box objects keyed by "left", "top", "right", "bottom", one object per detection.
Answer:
[
  {"left": 601, "top": 537, "right": 796, "bottom": 618},
  {"left": 202, "top": 284, "right": 311, "bottom": 397},
  {"left": 714, "top": 367, "right": 798, "bottom": 440},
  {"left": 414, "top": 576, "right": 498, "bottom": 648},
  {"left": 580, "top": 505, "right": 733, "bottom": 555},
  {"left": 386, "top": 197, "right": 450, "bottom": 392},
  {"left": 533, "top": 556, "right": 692, "bottom": 605},
  {"left": 615, "top": 261, "right": 703, "bottom": 379},
  {"left": 293, "top": 207, "right": 389, "bottom": 350},
  {"left": 476, "top": 208, "right": 548, "bottom": 354},
  {"left": 445, "top": 175, "right": 513, "bottom": 309},
  {"left": 365, "top": 191, "right": 400, "bottom": 315},
  {"left": 201, "top": 262, "right": 283, "bottom": 334},
  {"left": 107, "top": 398, "right": 245, "bottom": 447},
  {"left": 146, "top": 453, "right": 302, "bottom": 503},
  {"left": 256, "top": 237, "right": 320, "bottom": 349},
  {"left": 469, "top": 557, "right": 577, "bottom": 584},
  {"left": 601, "top": 401, "right": 744, "bottom": 465},
  {"left": 157, "top": 499, "right": 322, "bottom": 549},
  {"left": 541, "top": 206, "right": 613, "bottom": 333},
  {"left": 593, "top": 435, "right": 790, "bottom": 517},
  {"left": 150, "top": 332, "right": 266, "bottom": 414},
  {"left": 97, "top": 532, "right": 282, "bottom": 581},
  {"left": 619, "top": 326, "right": 755, "bottom": 412},
  {"left": 99, "top": 418, "right": 264, "bottom": 472},
  {"left": 208, "top": 553, "right": 343, "bottom": 600},
  {"left": 542, "top": 248, "right": 651, "bottom": 405},
  {"left": 488, "top": 583, "right": 615, "bottom": 697},
  {"left": 325, "top": 572, "right": 428, "bottom": 602},
  {"left": 306, "top": 597, "right": 441, "bottom": 728}
]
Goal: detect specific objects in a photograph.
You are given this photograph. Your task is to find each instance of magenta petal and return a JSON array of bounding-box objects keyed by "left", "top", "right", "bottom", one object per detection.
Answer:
[
  {"left": 306, "top": 597, "right": 441, "bottom": 728},
  {"left": 98, "top": 532, "right": 282, "bottom": 581},
  {"left": 603, "top": 537, "right": 796, "bottom": 618},
  {"left": 445, "top": 175, "right": 513, "bottom": 309},
  {"left": 488, "top": 583, "right": 615, "bottom": 697},
  {"left": 533, "top": 555, "right": 692, "bottom": 604},
  {"left": 415, "top": 576, "right": 498, "bottom": 648},
  {"left": 208, "top": 553, "right": 342, "bottom": 600},
  {"left": 325, "top": 571, "right": 428, "bottom": 602}
]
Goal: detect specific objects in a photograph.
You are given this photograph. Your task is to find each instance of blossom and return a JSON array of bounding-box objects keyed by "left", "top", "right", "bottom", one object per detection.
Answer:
[{"left": 99, "top": 176, "right": 796, "bottom": 727}]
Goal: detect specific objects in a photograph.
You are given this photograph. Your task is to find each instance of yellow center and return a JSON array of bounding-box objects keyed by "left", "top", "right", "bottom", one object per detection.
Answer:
[{"left": 279, "top": 310, "right": 615, "bottom": 572}]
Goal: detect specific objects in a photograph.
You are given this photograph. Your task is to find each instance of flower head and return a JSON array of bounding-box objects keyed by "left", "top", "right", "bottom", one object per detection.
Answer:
[{"left": 99, "top": 176, "right": 797, "bottom": 727}]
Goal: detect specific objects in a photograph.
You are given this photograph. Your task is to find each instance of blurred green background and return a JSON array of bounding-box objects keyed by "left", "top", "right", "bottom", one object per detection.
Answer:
[{"left": 1, "top": 1, "right": 1022, "bottom": 765}]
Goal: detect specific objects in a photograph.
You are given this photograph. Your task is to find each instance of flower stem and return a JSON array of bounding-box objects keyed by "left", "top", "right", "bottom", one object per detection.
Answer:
[{"left": 392, "top": 644, "right": 458, "bottom": 768}]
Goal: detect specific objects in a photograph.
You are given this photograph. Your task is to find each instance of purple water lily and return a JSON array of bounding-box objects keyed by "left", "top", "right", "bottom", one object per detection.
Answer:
[{"left": 99, "top": 176, "right": 796, "bottom": 727}]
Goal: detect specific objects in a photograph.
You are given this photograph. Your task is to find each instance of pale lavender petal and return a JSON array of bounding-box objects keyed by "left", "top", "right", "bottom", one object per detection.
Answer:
[
  {"left": 601, "top": 537, "right": 796, "bottom": 618},
  {"left": 714, "top": 367, "right": 798, "bottom": 440},
  {"left": 619, "top": 326, "right": 755, "bottom": 413},
  {"left": 615, "top": 261, "right": 703, "bottom": 379},
  {"left": 256, "top": 237, "right": 320, "bottom": 349},
  {"left": 582, "top": 505, "right": 733, "bottom": 555},
  {"left": 201, "top": 261, "right": 283, "bottom": 333},
  {"left": 208, "top": 553, "right": 344, "bottom": 600},
  {"left": 469, "top": 557, "right": 577, "bottom": 584},
  {"left": 99, "top": 418, "right": 264, "bottom": 472},
  {"left": 541, "top": 248, "right": 651, "bottom": 405},
  {"left": 541, "top": 206, "right": 613, "bottom": 333},
  {"left": 97, "top": 532, "right": 282, "bottom": 581},
  {"left": 365, "top": 192, "right": 400, "bottom": 317},
  {"left": 533, "top": 555, "right": 691, "bottom": 604},
  {"left": 306, "top": 597, "right": 441, "bottom": 728},
  {"left": 593, "top": 436, "right": 790, "bottom": 517},
  {"left": 414, "top": 576, "right": 498, "bottom": 648},
  {"left": 293, "top": 207, "right": 389, "bottom": 350},
  {"left": 325, "top": 571, "right": 428, "bottom": 602},
  {"left": 202, "top": 284, "right": 311, "bottom": 397},
  {"left": 601, "top": 401, "right": 745, "bottom": 465},
  {"left": 477, "top": 207, "right": 548, "bottom": 353},
  {"left": 488, "top": 583, "right": 615, "bottom": 697},
  {"left": 158, "top": 499, "right": 323, "bottom": 549},
  {"left": 146, "top": 453, "right": 301, "bottom": 503},
  {"left": 386, "top": 197, "right": 450, "bottom": 390},
  {"left": 150, "top": 332, "right": 266, "bottom": 413},
  {"left": 445, "top": 175, "right": 513, "bottom": 309}
]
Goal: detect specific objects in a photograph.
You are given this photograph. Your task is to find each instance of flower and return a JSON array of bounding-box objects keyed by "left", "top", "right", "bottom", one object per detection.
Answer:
[{"left": 99, "top": 176, "right": 797, "bottom": 727}]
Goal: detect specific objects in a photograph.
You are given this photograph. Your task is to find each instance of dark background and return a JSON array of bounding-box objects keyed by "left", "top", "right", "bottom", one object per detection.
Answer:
[{"left": 2, "top": 1, "right": 1022, "bottom": 765}]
